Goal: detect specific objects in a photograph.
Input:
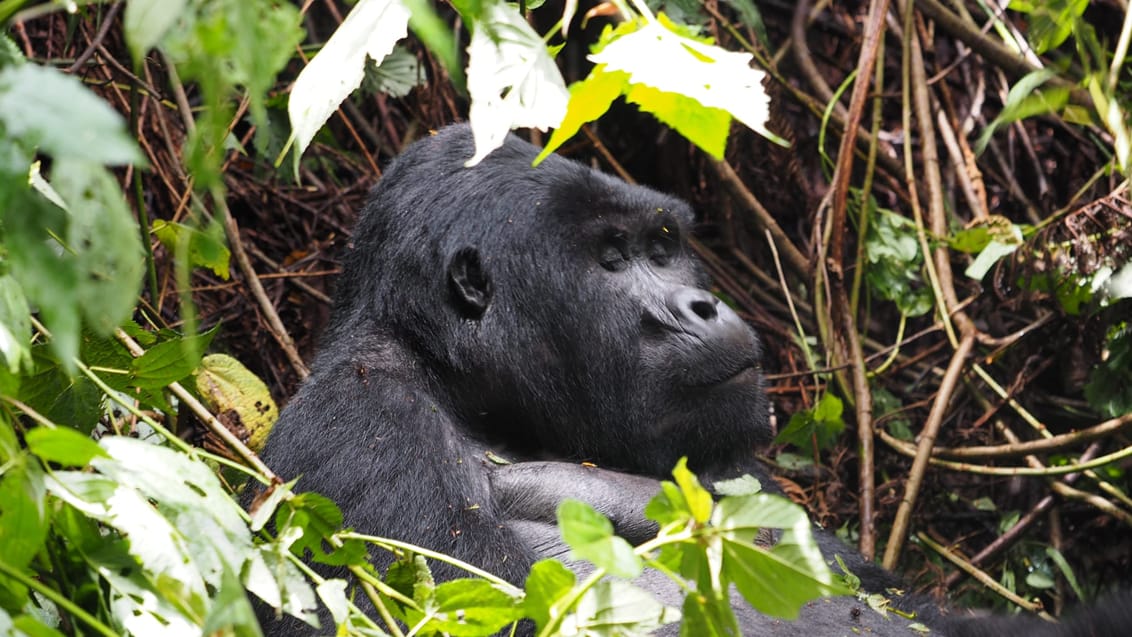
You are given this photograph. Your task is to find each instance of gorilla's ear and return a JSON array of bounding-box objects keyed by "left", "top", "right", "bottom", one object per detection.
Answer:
[{"left": 447, "top": 247, "right": 492, "bottom": 318}]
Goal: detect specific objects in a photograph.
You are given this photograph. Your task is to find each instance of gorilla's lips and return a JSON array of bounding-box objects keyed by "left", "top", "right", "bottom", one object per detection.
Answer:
[
  {"left": 717, "top": 364, "right": 760, "bottom": 387},
  {"left": 685, "top": 361, "right": 760, "bottom": 388}
]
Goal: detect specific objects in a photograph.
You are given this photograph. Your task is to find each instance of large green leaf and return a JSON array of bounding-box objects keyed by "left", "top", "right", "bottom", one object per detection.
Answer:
[
  {"left": 0, "top": 64, "right": 143, "bottom": 165},
  {"left": 679, "top": 591, "right": 737, "bottom": 637},
  {"left": 557, "top": 499, "right": 643, "bottom": 578},
  {"left": 128, "top": 327, "right": 216, "bottom": 391},
  {"left": 1085, "top": 324, "right": 1132, "bottom": 418},
  {"left": 565, "top": 579, "right": 679, "bottom": 636},
  {"left": 0, "top": 432, "right": 47, "bottom": 576},
  {"left": 25, "top": 426, "right": 107, "bottom": 467},
  {"left": 53, "top": 159, "right": 146, "bottom": 335},
  {"left": 426, "top": 579, "right": 524, "bottom": 636},
  {"left": 774, "top": 392, "right": 846, "bottom": 452},
  {"left": 523, "top": 559, "right": 575, "bottom": 629},
  {"left": 124, "top": 0, "right": 190, "bottom": 61},
  {"left": 721, "top": 535, "right": 845, "bottom": 619},
  {"left": 1, "top": 186, "right": 80, "bottom": 366},
  {"left": 0, "top": 274, "right": 31, "bottom": 373}
]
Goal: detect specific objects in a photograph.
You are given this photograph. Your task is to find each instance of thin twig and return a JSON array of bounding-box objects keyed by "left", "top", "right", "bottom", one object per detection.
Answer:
[
  {"left": 66, "top": 0, "right": 123, "bottom": 74},
  {"left": 216, "top": 194, "right": 311, "bottom": 379},
  {"left": 920, "top": 411, "right": 1132, "bottom": 459},
  {"left": 823, "top": 0, "right": 890, "bottom": 562},
  {"left": 882, "top": 330, "right": 974, "bottom": 569},
  {"left": 712, "top": 160, "right": 810, "bottom": 278},
  {"left": 918, "top": 532, "right": 1053, "bottom": 617}
]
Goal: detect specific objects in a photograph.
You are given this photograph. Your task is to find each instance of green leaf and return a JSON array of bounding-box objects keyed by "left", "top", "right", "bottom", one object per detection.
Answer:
[
  {"left": 873, "top": 386, "right": 913, "bottom": 441},
  {"left": 1025, "top": 570, "right": 1055, "bottom": 589},
  {"left": 1085, "top": 324, "right": 1132, "bottom": 418},
  {"left": 963, "top": 220, "right": 1023, "bottom": 281},
  {"left": 52, "top": 159, "right": 146, "bottom": 335},
  {"left": 722, "top": 533, "right": 847, "bottom": 619},
  {"left": 316, "top": 579, "right": 350, "bottom": 626},
  {"left": 19, "top": 348, "right": 102, "bottom": 434},
  {"left": 152, "top": 219, "right": 231, "bottom": 279},
  {"left": 426, "top": 579, "right": 524, "bottom": 635},
  {"left": 535, "top": 67, "right": 627, "bottom": 164},
  {"left": 679, "top": 591, "right": 738, "bottom": 637},
  {"left": 464, "top": 0, "right": 569, "bottom": 165},
  {"left": 712, "top": 474, "right": 762, "bottom": 497},
  {"left": 0, "top": 446, "right": 48, "bottom": 574},
  {"left": 557, "top": 499, "right": 643, "bottom": 578},
  {"left": 719, "top": 0, "right": 769, "bottom": 45},
  {"left": 12, "top": 615, "right": 67, "bottom": 637},
  {"left": 566, "top": 579, "right": 679, "bottom": 635},
  {"left": 0, "top": 64, "right": 143, "bottom": 165},
  {"left": 25, "top": 426, "right": 108, "bottom": 466},
  {"left": 244, "top": 543, "right": 320, "bottom": 627},
  {"left": 671, "top": 457, "right": 713, "bottom": 523},
  {"left": 523, "top": 559, "right": 575, "bottom": 629},
  {"left": 361, "top": 46, "right": 426, "bottom": 98},
  {"left": 1045, "top": 546, "right": 1086, "bottom": 602},
  {"left": 1, "top": 187, "right": 80, "bottom": 367},
  {"left": 403, "top": 0, "right": 462, "bottom": 89},
  {"left": 46, "top": 470, "right": 210, "bottom": 614},
  {"left": 282, "top": 491, "right": 367, "bottom": 566},
  {"left": 1008, "top": 0, "right": 1088, "bottom": 53},
  {"left": 774, "top": 392, "right": 845, "bottom": 451},
  {"left": 385, "top": 552, "right": 435, "bottom": 611},
  {"left": 713, "top": 493, "right": 809, "bottom": 539},
  {"left": 0, "top": 33, "right": 23, "bottom": 68},
  {"left": 864, "top": 207, "right": 932, "bottom": 317},
  {"left": 0, "top": 274, "right": 31, "bottom": 373},
  {"left": 129, "top": 326, "right": 217, "bottom": 390},
  {"left": 975, "top": 69, "right": 1066, "bottom": 155},
  {"left": 124, "top": 0, "right": 190, "bottom": 62},
  {"left": 645, "top": 479, "right": 690, "bottom": 526},
  {"left": 44, "top": 436, "right": 274, "bottom": 633},
  {"left": 201, "top": 566, "right": 262, "bottom": 637}
]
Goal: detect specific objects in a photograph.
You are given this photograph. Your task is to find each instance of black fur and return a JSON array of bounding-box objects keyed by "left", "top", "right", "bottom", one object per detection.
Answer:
[{"left": 254, "top": 125, "right": 1131, "bottom": 636}]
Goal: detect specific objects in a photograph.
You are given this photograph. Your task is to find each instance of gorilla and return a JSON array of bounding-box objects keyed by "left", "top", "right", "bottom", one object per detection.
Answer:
[{"left": 253, "top": 124, "right": 1130, "bottom": 636}]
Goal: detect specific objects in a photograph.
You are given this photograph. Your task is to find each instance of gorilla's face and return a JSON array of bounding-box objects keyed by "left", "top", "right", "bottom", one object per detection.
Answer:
[{"left": 445, "top": 167, "right": 771, "bottom": 477}]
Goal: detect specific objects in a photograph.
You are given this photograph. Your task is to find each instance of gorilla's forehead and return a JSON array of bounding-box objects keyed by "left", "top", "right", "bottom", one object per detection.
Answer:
[
  {"left": 373, "top": 126, "right": 696, "bottom": 240},
  {"left": 540, "top": 172, "right": 694, "bottom": 231}
]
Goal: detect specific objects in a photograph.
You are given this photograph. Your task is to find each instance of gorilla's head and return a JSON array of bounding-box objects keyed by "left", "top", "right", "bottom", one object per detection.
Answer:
[{"left": 332, "top": 125, "right": 771, "bottom": 477}]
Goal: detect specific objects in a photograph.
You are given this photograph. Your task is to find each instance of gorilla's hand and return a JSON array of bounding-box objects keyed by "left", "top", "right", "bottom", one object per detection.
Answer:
[{"left": 490, "top": 461, "right": 661, "bottom": 555}]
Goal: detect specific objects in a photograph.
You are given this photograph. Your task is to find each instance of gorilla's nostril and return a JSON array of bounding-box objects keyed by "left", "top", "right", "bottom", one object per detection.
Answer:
[{"left": 690, "top": 299, "right": 717, "bottom": 321}]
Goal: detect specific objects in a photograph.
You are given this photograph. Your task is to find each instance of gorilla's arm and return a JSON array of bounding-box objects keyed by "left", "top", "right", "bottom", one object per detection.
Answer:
[{"left": 490, "top": 461, "right": 661, "bottom": 547}]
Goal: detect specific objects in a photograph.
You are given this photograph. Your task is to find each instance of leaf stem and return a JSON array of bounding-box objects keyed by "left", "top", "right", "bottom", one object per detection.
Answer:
[{"left": 340, "top": 533, "right": 522, "bottom": 594}]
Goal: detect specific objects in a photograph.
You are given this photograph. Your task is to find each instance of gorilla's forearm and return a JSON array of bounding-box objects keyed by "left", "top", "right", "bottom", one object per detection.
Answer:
[{"left": 490, "top": 461, "right": 661, "bottom": 545}]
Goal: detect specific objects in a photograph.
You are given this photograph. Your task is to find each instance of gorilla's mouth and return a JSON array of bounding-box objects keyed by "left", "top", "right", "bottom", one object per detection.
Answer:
[
  {"left": 686, "top": 363, "right": 760, "bottom": 388},
  {"left": 720, "top": 365, "right": 759, "bottom": 386}
]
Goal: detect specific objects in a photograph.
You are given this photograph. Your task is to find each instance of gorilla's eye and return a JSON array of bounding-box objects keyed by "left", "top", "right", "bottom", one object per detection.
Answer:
[
  {"left": 648, "top": 231, "right": 677, "bottom": 266},
  {"left": 598, "top": 240, "right": 629, "bottom": 271}
]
